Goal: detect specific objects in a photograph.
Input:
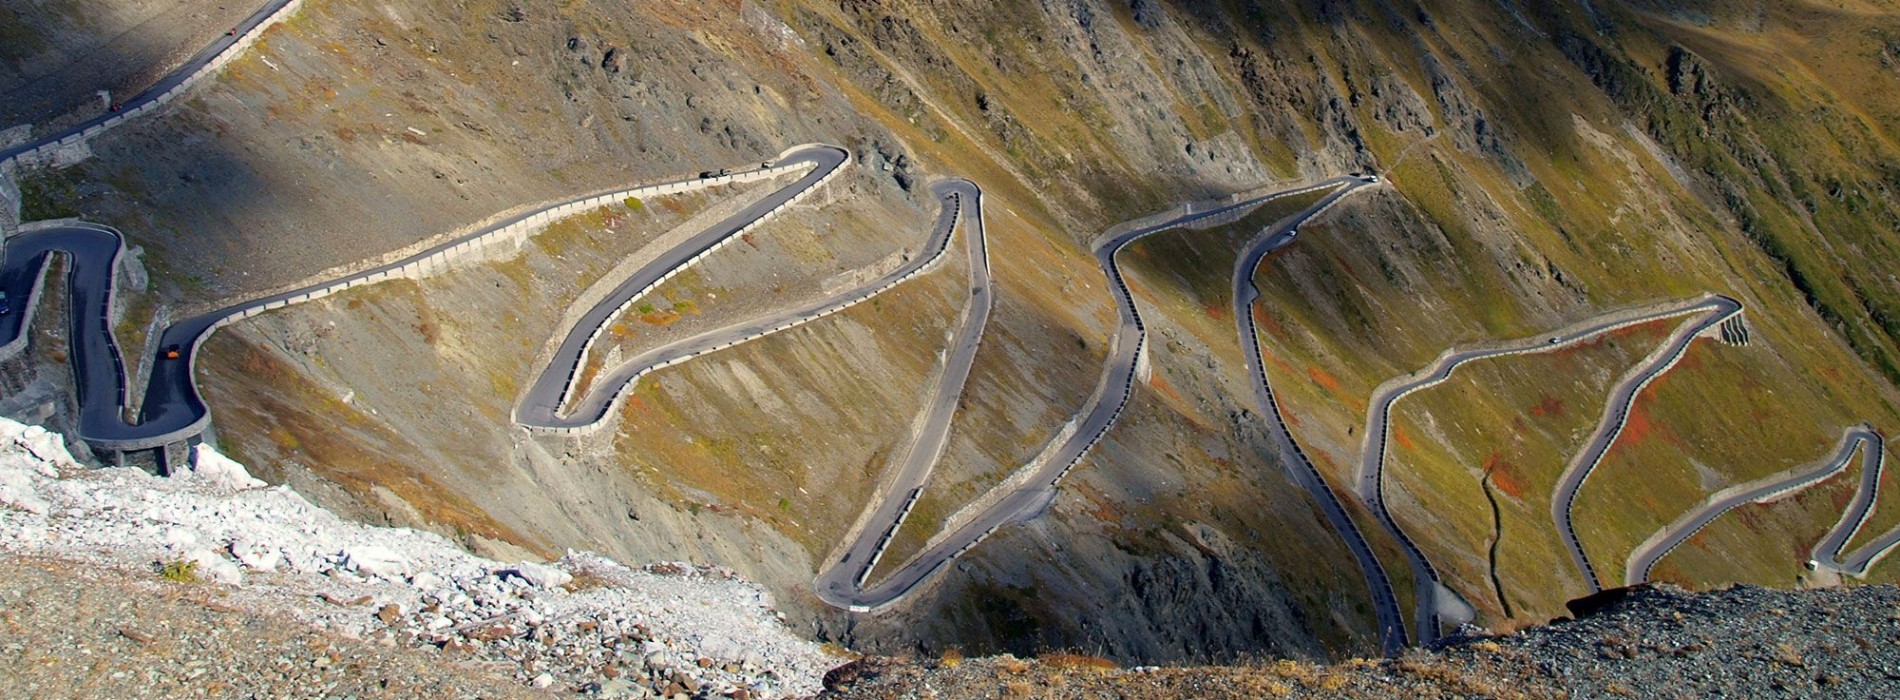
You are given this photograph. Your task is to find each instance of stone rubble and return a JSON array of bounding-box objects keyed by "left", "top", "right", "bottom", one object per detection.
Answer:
[{"left": 0, "top": 416, "right": 836, "bottom": 697}]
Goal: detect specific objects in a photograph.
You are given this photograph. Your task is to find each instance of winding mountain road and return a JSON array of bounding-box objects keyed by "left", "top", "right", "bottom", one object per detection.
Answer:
[
  {"left": 1228, "top": 177, "right": 1410, "bottom": 652},
  {"left": 1551, "top": 295, "right": 1743, "bottom": 591},
  {"left": 814, "top": 179, "right": 989, "bottom": 611},
  {"left": 0, "top": 0, "right": 298, "bottom": 166},
  {"left": 0, "top": 146, "right": 849, "bottom": 451},
  {"left": 1625, "top": 427, "right": 1879, "bottom": 585},
  {"left": 1355, "top": 294, "right": 1741, "bottom": 638},
  {"left": 1807, "top": 430, "right": 1900, "bottom": 577},
  {"left": 819, "top": 176, "right": 1374, "bottom": 613}
]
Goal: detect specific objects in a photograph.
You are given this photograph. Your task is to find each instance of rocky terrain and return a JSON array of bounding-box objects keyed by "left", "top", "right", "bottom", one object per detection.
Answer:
[
  {"left": 5, "top": 0, "right": 1900, "bottom": 671},
  {"left": 0, "top": 415, "right": 840, "bottom": 697},
  {"left": 822, "top": 582, "right": 1900, "bottom": 699}
]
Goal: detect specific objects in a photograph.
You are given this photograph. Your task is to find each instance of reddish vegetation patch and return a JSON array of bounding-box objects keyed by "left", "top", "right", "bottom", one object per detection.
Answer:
[
  {"left": 1392, "top": 425, "right": 1418, "bottom": 452},
  {"left": 1282, "top": 409, "right": 1302, "bottom": 429},
  {"left": 1252, "top": 304, "right": 1286, "bottom": 339},
  {"left": 1259, "top": 344, "right": 1298, "bottom": 377},
  {"left": 1203, "top": 301, "right": 1228, "bottom": 321},
  {"left": 1528, "top": 395, "right": 1564, "bottom": 418},
  {"left": 659, "top": 198, "right": 688, "bottom": 215},
  {"left": 640, "top": 310, "right": 682, "bottom": 326},
  {"left": 1147, "top": 372, "right": 1187, "bottom": 406},
  {"left": 1607, "top": 318, "right": 1671, "bottom": 341},
  {"left": 1830, "top": 481, "right": 1857, "bottom": 510},
  {"left": 1483, "top": 452, "right": 1529, "bottom": 499},
  {"left": 1306, "top": 365, "right": 1343, "bottom": 394},
  {"left": 1618, "top": 397, "right": 1660, "bottom": 448},
  {"left": 1651, "top": 562, "right": 1690, "bottom": 586}
]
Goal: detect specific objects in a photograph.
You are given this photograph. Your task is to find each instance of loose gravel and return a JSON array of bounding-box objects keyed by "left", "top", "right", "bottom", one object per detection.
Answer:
[
  {"left": 822, "top": 583, "right": 1900, "bottom": 699},
  {"left": 0, "top": 416, "right": 841, "bottom": 697}
]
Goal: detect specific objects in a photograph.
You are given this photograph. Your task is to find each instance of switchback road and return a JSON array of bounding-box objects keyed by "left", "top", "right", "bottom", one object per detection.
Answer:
[
  {"left": 1551, "top": 296, "right": 1742, "bottom": 591},
  {"left": 1229, "top": 177, "right": 1407, "bottom": 652},
  {"left": 1626, "top": 427, "right": 1879, "bottom": 584},
  {"left": 0, "top": 146, "right": 847, "bottom": 450},
  {"left": 0, "top": 0, "right": 298, "bottom": 166},
  {"left": 1357, "top": 294, "right": 1741, "bottom": 639},
  {"left": 814, "top": 180, "right": 989, "bottom": 611},
  {"left": 820, "top": 176, "right": 1373, "bottom": 613}
]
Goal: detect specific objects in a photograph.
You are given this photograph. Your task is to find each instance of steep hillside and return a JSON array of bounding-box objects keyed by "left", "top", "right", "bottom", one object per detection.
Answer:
[{"left": 8, "top": 0, "right": 1900, "bottom": 664}]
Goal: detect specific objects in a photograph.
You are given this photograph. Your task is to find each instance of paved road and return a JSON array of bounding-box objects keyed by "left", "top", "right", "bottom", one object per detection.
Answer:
[
  {"left": 508, "top": 146, "right": 861, "bottom": 429},
  {"left": 814, "top": 180, "right": 990, "bottom": 610},
  {"left": 0, "top": 147, "right": 846, "bottom": 451},
  {"left": 1626, "top": 427, "right": 1878, "bottom": 584},
  {"left": 1229, "top": 177, "right": 1410, "bottom": 652},
  {"left": 1550, "top": 296, "right": 1742, "bottom": 591},
  {"left": 819, "top": 177, "right": 1372, "bottom": 613},
  {"left": 0, "top": 0, "right": 295, "bottom": 164},
  {"left": 1808, "top": 430, "right": 1898, "bottom": 576},
  {"left": 1356, "top": 294, "right": 1738, "bottom": 639}
]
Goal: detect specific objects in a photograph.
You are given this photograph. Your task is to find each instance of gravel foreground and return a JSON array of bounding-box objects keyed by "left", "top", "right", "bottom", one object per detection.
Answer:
[
  {"left": 0, "top": 417, "right": 839, "bottom": 698},
  {"left": 822, "top": 583, "right": 1900, "bottom": 699}
]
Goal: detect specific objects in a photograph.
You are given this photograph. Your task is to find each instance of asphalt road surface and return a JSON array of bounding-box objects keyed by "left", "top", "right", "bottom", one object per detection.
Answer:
[
  {"left": 814, "top": 180, "right": 989, "bottom": 610},
  {"left": 511, "top": 146, "right": 854, "bottom": 429},
  {"left": 1229, "top": 176, "right": 1410, "bottom": 652},
  {"left": 0, "top": 0, "right": 295, "bottom": 164},
  {"left": 0, "top": 147, "right": 846, "bottom": 451},
  {"left": 1356, "top": 294, "right": 1739, "bottom": 641},
  {"left": 818, "top": 177, "right": 1375, "bottom": 613},
  {"left": 1550, "top": 296, "right": 1742, "bottom": 591},
  {"left": 1626, "top": 426, "right": 1879, "bottom": 584},
  {"left": 1808, "top": 430, "right": 1896, "bottom": 576}
]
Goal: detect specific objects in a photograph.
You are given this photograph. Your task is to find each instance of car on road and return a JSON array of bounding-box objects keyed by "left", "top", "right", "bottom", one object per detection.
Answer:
[
  {"left": 162, "top": 344, "right": 183, "bottom": 360},
  {"left": 1548, "top": 337, "right": 1561, "bottom": 344},
  {"left": 0, "top": 290, "right": 9, "bottom": 315}
]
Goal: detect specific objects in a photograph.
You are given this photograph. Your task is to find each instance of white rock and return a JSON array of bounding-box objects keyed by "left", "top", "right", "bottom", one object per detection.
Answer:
[
  {"left": 163, "top": 527, "right": 200, "bottom": 551},
  {"left": 229, "top": 538, "right": 282, "bottom": 572},
  {"left": 531, "top": 673, "right": 554, "bottom": 689},
  {"left": 187, "top": 444, "right": 265, "bottom": 490},
  {"left": 504, "top": 562, "right": 573, "bottom": 589},
  {"left": 5, "top": 423, "right": 75, "bottom": 475},
  {"left": 409, "top": 571, "right": 443, "bottom": 590},
  {"left": 187, "top": 549, "right": 243, "bottom": 586},
  {"left": 343, "top": 545, "right": 408, "bottom": 578},
  {"left": 427, "top": 616, "right": 454, "bottom": 631},
  {"left": 0, "top": 469, "right": 48, "bottom": 514}
]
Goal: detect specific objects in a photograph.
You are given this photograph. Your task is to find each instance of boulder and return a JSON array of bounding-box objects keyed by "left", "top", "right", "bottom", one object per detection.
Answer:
[
  {"left": 503, "top": 561, "right": 573, "bottom": 589},
  {"left": 188, "top": 444, "right": 265, "bottom": 490},
  {"left": 342, "top": 545, "right": 409, "bottom": 578}
]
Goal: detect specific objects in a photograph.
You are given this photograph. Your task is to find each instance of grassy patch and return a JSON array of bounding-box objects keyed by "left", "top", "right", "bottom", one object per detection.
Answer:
[{"left": 16, "top": 167, "right": 83, "bottom": 221}]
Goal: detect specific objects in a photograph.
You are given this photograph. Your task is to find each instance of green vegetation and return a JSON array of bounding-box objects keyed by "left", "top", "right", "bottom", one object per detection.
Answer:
[
  {"left": 16, "top": 167, "right": 83, "bottom": 222},
  {"left": 158, "top": 558, "right": 199, "bottom": 584}
]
